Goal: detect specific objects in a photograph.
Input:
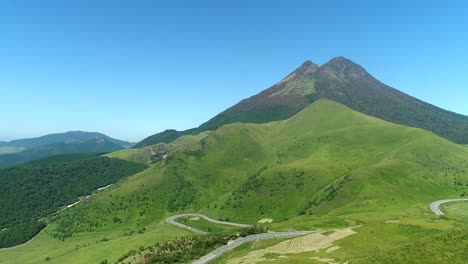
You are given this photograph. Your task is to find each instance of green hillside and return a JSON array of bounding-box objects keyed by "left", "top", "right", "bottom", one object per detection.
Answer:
[
  {"left": 0, "top": 154, "right": 147, "bottom": 248},
  {"left": 1, "top": 100, "right": 467, "bottom": 263},
  {"left": 136, "top": 57, "right": 468, "bottom": 148},
  {"left": 106, "top": 131, "right": 212, "bottom": 165},
  {"left": 356, "top": 227, "right": 468, "bottom": 264}
]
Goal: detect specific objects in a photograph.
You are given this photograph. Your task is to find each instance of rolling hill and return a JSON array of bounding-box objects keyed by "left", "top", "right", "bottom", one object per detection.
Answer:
[
  {"left": 136, "top": 57, "right": 468, "bottom": 147},
  {"left": 2, "top": 131, "right": 134, "bottom": 149},
  {"left": 0, "top": 137, "right": 125, "bottom": 168},
  {"left": 4, "top": 99, "right": 467, "bottom": 263}
]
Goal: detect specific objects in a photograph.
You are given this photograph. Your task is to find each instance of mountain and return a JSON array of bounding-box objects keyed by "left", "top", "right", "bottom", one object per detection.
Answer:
[
  {"left": 7, "top": 100, "right": 467, "bottom": 263},
  {"left": 0, "top": 137, "right": 125, "bottom": 168},
  {"left": 0, "top": 147, "right": 26, "bottom": 154},
  {"left": 3, "top": 131, "right": 134, "bottom": 149},
  {"left": 135, "top": 57, "right": 468, "bottom": 147}
]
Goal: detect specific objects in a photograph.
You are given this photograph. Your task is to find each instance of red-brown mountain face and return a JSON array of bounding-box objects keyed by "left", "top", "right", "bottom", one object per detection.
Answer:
[{"left": 136, "top": 57, "right": 468, "bottom": 147}]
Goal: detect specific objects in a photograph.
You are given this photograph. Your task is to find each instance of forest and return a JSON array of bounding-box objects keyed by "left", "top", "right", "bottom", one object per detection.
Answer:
[{"left": 0, "top": 154, "right": 146, "bottom": 248}]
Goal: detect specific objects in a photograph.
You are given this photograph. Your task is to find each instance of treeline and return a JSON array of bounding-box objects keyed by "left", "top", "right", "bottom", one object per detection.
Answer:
[
  {"left": 0, "top": 154, "right": 147, "bottom": 248},
  {"left": 54, "top": 187, "right": 152, "bottom": 236}
]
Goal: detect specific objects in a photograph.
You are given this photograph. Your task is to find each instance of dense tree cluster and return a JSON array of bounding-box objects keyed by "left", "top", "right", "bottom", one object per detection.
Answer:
[
  {"left": 0, "top": 154, "right": 146, "bottom": 247},
  {"left": 167, "top": 174, "right": 197, "bottom": 212}
]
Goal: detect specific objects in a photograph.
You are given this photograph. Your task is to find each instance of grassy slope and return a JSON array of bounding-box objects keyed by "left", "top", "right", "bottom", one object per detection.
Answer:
[
  {"left": 210, "top": 101, "right": 468, "bottom": 263},
  {"left": 202, "top": 100, "right": 468, "bottom": 223},
  {"left": 442, "top": 202, "right": 468, "bottom": 218},
  {"left": 353, "top": 202, "right": 468, "bottom": 264},
  {"left": 2, "top": 99, "right": 468, "bottom": 263},
  {"left": 106, "top": 131, "right": 212, "bottom": 164}
]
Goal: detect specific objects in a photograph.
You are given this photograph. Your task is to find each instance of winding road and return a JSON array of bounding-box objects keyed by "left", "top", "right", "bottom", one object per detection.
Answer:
[
  {"left": 171, "top": 198, "right": 468, "bottom": 263},
  {"left": 429, "top": 198, "right": 468, "bottom": 215},
  {"left": 166, "top": 213, "right": 253, "bottom": 235},
  {"left": 193, "top": 231, "right": 314, "bottom": 264},
  {"left": 166, "top": 213, "right": 315, "bottom": 264}
]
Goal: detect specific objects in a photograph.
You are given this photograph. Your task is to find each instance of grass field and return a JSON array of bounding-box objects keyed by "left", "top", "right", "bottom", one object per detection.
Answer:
[
  {"left": 442, "top": 201, "right": 468, "bottom": 219},
  {"left": 1, "top": 100, "right": 468, "bottom": 263},
  {"left": 0, "top": 221, "right": 191, "bottom": 264}
]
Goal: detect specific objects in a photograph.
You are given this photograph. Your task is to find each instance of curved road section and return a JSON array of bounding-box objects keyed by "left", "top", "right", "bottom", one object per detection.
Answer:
[
  {"left": 166, "top": 213, "right": 315, "bottom": 264},
  {"left": 429, "top": 199, "right": 468, "bottom": 215},
  {"left": 192, "top": 231, "right": 314, "bottom": 264},
  {"left": 166, "top": 213, "right": 253, "bottom": 235}
]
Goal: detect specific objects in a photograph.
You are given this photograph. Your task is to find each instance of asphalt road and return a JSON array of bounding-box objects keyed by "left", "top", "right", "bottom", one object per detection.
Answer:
[
  {"left": 166, "top": 213, "right": 253, "bottom": 235},
  {"left": 192, "top": 231, "right": 315, "bottom": 264},
  {"left": 429, "top": 198, "right": 468, "bottom": 215},
  {"left": 165, "top": 213, "right": 315, "bottom": 264}
]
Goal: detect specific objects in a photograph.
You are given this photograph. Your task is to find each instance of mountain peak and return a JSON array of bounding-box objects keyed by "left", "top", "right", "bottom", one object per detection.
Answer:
[
  {"left": 296, "top": 60, "right": 319, "bottom": 75},
  {"left": 320, "top": 56, "right": 369, "bottom": 80},
  {"left": 137, "top": 55, "right": 468, "bottom": 147},
  {"left": 323, "top": 56, "right": 362, "bottom": 69},
  {"left": 329, "top": 56, "right": 351, "bottom": 62}
]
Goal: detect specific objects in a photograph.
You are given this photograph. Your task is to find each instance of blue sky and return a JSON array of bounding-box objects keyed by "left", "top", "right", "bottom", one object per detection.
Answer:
[{"left": 1, "top": 0, "right": 467, "bottom": 142}]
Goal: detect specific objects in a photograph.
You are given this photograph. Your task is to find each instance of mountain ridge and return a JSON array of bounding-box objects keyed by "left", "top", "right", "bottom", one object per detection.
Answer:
[
  {"left": 3, "top": 131, "right": 134, "bottom": 149},
  {"left": 135, "top": 57, "right": 468, "bottom": 147},
  {"left": 0, "top": 137, "right": 125, "bottom": 168}
]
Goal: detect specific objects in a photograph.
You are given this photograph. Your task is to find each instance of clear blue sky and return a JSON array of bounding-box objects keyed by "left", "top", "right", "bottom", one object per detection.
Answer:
[{"left": 1, "top": 0, "right": 467, "bottom": 142}]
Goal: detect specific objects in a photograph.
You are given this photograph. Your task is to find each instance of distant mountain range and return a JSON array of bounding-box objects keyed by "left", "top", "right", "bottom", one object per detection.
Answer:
[
  {"left": 0, "top": 131, "right": 134, "bottom": 168},
  {"left": 135, "top": 56, "right": 468, "bottom": 147},
  {"left": 1, "top": 131, "right": 133, "bottom": 149}
]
